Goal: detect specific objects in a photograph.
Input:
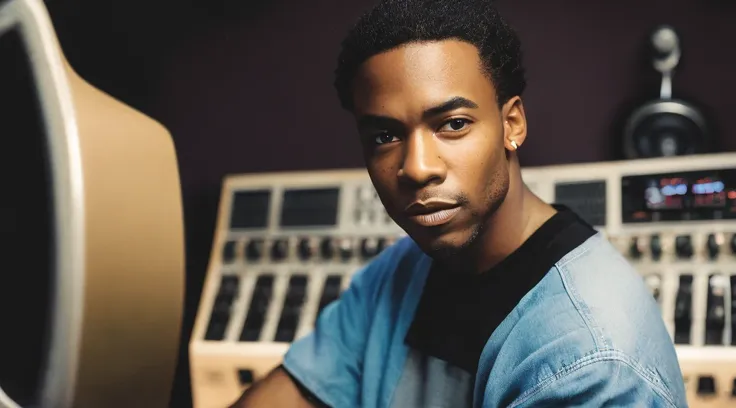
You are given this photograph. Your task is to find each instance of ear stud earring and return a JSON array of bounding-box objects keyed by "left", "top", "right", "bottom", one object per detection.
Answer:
[{"left": 510, "top": 140, "right": 518, "bottom": 150}]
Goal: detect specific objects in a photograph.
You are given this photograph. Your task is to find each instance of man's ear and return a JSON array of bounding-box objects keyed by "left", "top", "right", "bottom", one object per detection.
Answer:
[{"left": 501, "top": 96, "right": 527, "bottom": 151}]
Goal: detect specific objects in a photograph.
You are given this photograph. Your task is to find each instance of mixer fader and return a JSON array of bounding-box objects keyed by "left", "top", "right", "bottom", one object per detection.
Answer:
[{"left": 191, "top": 154, "right": 736, "bottom": 408}]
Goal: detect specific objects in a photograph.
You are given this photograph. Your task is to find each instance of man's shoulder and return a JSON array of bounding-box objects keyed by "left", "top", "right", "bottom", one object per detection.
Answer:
[
  {"left": 512, "top": 233, "right": 676, "bottom": 352},
  {"left": 564, "top": 235, "right": 685, "bottom": 397},
  {"left": 481, "top": 233, "right": 687, "bottom": 407},
  {"left": 554, "top": 234, "right": 678, "bottom": 363}
]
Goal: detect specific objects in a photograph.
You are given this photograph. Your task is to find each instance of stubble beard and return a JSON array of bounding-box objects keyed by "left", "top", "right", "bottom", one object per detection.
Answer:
[{"left": 427, "top": 166, "right": 511, "bottom": 269}]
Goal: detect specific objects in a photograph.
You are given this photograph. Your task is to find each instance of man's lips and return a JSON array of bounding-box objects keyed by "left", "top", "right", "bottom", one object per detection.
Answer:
[
  {"left": 404, "top": 198, "right": 461, "bottom": 227},
  {"left": 408, "top": 206, "right": 462, "bottom": 227}
]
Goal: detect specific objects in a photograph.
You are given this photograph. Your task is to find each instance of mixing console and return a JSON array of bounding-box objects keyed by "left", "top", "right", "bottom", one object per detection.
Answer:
[{"left": 190, "top": 153, "right": 736, "bottom": 408}]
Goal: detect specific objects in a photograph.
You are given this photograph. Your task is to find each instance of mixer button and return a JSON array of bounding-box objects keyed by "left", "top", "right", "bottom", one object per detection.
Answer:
[
  {"left": 705, "top": 274, "right": 727, "bottom": 345},
  {"left": 649, "top": 234, "right": 662, "bottom": 261},
  {"left": 240, "top": 274, "right": 274, "bottom": 342},
  {"left": 203, "top": 275, "right": 241, "bottom": 341},
  {"left": 222, "top": 240, "right": 236, "bottom": 263},
  {"left": 697, "top": 376, "right": 716, "bottom": 396},
  {"left": 361, "top": 237, "right": 381, "bottom": 259},
  {"left": 674, "top": 274, "right": 693, "bottom": 345},
  {"left": 286, "top": 275, "right": 308, "bottom": 302},
  {"left": 238, "top": 369, "right": 254, "bottom": 386},
  {"left": 275, "top": 275, "right": 309, "bottom": 342},
  {"left": 317, "top": 275, "right": 343, "bottom": 316},
  {"left": 204, "top": 322, "right": 228, "bottom": 341},
  {"left": 270, "top": 239, "right": 289, "bottom": 261},
  {"left": 706, "top": 233, "right": 721, "bottom": 260},
  {"left": 298, "top": 238, "right": 316, "bottom": 261},
  {"left": 338, "top": 238, "right": 353, "bottom": 260},
  {"left": 731, "top": 276, "right": 736, "bottom": 346},
  {"left": 320, "top": 237, "right": 335, "bottom": 259},
  {"left": 220, "top": 275, "right": 240, "bottom": 298},
  {"left": 245, "top": 239, "right": 265, "bottom": 261},
  {"left": 628, "top": 237, "right": 642, "bottom": 260},
  {"left": 674, "top": 235, "right": 693, "bottom": 259},
  {"left": 211, "top": 297, "right": 232, "bottom": 319},
  {"left": 215, "top": 290, "right": 237, "bottom": 307}
]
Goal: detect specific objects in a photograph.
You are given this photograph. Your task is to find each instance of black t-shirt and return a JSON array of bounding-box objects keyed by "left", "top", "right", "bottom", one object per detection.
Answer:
[{"left": 405, "top": 205, "right": 597, "bottom": 372}]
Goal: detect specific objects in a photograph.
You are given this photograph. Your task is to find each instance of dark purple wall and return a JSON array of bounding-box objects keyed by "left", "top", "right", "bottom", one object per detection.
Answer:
[{"left": 48, "top": 0, "right": 736, "bottom": 406}]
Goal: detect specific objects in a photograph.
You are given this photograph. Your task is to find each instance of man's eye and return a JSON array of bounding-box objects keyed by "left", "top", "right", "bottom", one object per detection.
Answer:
[
  {"left": 374, "top": 133, "right": 399, "bottom": 145},
  {"left": 439, "top": 118, "right": 471, "bottom": 132}
]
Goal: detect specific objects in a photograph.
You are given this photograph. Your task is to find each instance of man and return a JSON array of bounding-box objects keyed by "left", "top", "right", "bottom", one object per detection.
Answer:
[{"left": 232, "top": 0, "right": 687, "bottom": 406}]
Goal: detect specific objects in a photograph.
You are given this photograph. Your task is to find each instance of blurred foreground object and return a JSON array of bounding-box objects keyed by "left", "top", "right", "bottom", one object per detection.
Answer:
[{"left": 0, "top": 0, "right": 185, "bottom": 406}]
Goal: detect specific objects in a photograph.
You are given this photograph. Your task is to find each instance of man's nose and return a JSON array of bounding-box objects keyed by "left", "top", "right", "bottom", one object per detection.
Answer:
[{"left": 398, "top": 132, "right": 446, "bottom": 187}]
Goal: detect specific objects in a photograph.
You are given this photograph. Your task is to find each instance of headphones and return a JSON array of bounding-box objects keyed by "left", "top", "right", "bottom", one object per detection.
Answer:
[{"left": 622, "top": 25, "right": 712, "bottom": 159}]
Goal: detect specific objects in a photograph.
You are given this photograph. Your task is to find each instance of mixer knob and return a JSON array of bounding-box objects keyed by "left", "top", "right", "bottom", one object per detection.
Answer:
[
  {"left": 320, "top": 237, "right": 335, "bottom": 259},
  {"left": 271, "top": 239, "right": 289, "bottom": 261},
  {"left": 649, "top": 234, "right": 662, "bottom": 261},
  {"left": 338, "top": 238, "right": 353, "bottom": 260},
  {"left": 222, "top": 240, "right": 237, "bottom": 263},
  {"left": 644, "top": 274, "right": 661, "bottom": 303},
  {"left": 358, "top": 186, "right": 375, "bottom": 202},
  {"left": 245, "top": 239, "right": 264, "bottom": 261},
  {"left": 360, "top": 237, "right": 386, "bottom": 259},
  {"left": 297, "top": 238, "right": 317, "bottom": 261},
  {"left": 706, "top": 233, "right": 720, "bottom": 260},
  {"left": 675, "top": 235, "right": 693, "bottom": 259},
  {"left": 628, "top": 237, "right": 642, "bottom": 260}
]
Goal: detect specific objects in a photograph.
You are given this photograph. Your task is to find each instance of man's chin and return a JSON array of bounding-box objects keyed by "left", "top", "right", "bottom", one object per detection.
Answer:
[{"left": 413, "top": 228, "right": 478, "bottom": 261}]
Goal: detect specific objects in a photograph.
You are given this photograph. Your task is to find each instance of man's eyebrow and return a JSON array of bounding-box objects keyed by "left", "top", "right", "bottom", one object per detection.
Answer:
[
  {"left": 422, "top": 96, "right": 479, "bottom": 118},
  {"left": 357, "top": 114, "right": 402, "bottom": 130},
  {"left": 356, "top": 96, "right": 479, "bottom": 129}
]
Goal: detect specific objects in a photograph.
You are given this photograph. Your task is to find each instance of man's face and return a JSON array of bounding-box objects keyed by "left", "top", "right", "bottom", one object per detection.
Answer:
[{"left": 351, "top": 40, "right": 523, "bottom": 258}]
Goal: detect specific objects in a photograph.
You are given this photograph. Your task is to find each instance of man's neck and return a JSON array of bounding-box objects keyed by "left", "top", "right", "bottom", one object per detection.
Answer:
[{"left": 446, "top": 170, "right": 557, "bottom": 275}]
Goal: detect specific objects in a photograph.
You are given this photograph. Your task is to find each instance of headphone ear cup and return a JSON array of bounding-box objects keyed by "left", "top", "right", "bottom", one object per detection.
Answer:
[
  {"left": 633, "top": 112, "right": 704, "bottom": 157},
  {"left": 623, "top": 101, "right": 710, "bottom": 159}
]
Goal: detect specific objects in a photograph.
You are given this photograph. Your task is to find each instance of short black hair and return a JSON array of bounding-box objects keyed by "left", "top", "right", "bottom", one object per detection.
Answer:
[{"left": 334, "top": 0, "right": 526, "bottom": 112}]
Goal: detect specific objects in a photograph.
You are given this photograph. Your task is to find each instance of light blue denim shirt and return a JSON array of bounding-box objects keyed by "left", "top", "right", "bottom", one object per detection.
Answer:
[{"left": 283, "top": 229, "right": 687, "bottom": 407}]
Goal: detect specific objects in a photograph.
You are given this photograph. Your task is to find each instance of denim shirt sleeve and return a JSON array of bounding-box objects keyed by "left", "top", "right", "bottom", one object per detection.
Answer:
[
  {"left": 500, "top": 350, "right": 680, "bottom": 408},
  {"left": 281, "top": 239, "right": 411, "bottom": 408}
]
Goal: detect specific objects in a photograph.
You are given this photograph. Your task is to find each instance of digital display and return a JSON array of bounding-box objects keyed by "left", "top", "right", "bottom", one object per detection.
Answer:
[
  {"left": 621, "top": 169, "right": 736, "bottom": 223},
  {"left": 229, "top": 190, "right": 271, "bottom": 228},
  {"left": 554, "top": 180, "right": 607, "bottom": 226},
  {"left": 280, "top": 188, "right": 340, "bottom": 227}
]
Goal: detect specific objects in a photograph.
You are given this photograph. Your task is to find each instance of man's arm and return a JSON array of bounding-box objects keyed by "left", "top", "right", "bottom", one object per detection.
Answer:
[{"left": 229, "top": 367, "right": 319, "bottom": 408}]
